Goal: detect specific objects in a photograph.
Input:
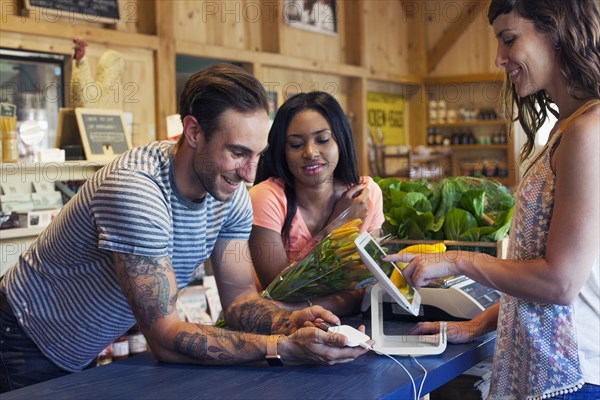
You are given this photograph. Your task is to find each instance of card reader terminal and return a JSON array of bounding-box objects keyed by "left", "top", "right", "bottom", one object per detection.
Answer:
[
  {"left": 419, "top": 277, "right": 500, "bottom": 319},
  {"left": 380, "top": 276, "right": 500, "bottom": 320}
]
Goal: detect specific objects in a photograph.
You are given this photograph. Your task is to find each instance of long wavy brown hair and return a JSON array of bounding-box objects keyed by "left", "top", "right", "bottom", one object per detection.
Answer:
[{"left": 488, "top": 0, "right": 600, "bottom": 162}]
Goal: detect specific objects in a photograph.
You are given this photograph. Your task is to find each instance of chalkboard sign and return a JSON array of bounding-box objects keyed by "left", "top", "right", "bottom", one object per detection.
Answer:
[
  {"left": 24, "top": 0, "right": 120, "bottom": 24},
  {"left": 74, "top": 108, "right": 131, "bottom": 162}
]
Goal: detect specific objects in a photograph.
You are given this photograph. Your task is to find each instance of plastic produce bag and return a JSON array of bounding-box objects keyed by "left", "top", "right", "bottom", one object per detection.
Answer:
[{"left": 260, "top": 209, "right": 376, "bottom": 303}]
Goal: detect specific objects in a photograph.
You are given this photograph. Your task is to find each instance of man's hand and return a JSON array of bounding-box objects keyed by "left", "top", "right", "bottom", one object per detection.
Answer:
[
  {"left": 289, "top": 305, "right": 341, "bottom": 330},
  {"left": 278, "top": 326, "right": 371, "bottom": 365}
]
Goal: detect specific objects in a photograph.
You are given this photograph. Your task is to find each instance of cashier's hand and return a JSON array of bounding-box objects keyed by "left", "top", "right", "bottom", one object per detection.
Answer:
[
  {"left": 279, "top": 325, "right": 372, "bottom": 365},
  {"left": 382, "top": 251, "right": 461, "bottom": 288},
  {"left": 408, "top": 321, "right": 483, "bottom": 344}
]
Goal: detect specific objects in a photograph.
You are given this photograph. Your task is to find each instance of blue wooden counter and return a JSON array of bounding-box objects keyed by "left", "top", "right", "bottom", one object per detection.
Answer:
[{"left": 4, "top": 319, "right": 495, "bottom": 400}]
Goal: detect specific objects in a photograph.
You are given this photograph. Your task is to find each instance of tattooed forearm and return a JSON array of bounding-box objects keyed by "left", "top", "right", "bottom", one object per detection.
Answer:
[
  {"left": 227, "top": 299, "right": 292, "bottom": 335},
  {"left": 115, "top": 253, "right": 177, "bottom": 330},
  {"left": 173, "top": 326, "right": 250, "bottom": 363}
]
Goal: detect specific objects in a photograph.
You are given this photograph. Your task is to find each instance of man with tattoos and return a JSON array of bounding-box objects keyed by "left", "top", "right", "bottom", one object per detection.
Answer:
[{"left": 0, "top": 64, "right": 369, "bottom": 393}]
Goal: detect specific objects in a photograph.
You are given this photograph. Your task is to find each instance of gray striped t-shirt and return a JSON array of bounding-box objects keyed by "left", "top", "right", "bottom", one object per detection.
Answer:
[{"left": 0, "top": 141, "right": 252, "bottom": 372}]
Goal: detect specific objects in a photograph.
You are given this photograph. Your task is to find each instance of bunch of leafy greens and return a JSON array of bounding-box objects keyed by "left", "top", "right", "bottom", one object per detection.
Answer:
[{"left": 376, "top": 176, "right": 514, "bottom": 242}]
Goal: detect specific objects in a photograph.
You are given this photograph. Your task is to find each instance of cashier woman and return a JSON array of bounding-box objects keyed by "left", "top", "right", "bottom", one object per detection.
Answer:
[{"left": 0, "top": 64, "right": 370, "bottom": 393}]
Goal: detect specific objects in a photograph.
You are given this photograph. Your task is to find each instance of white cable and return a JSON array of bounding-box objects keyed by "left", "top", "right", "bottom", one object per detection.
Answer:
[
  {"left": 360, "top": 343, "right": 417, "bottom": 400},
  {"left": 411, "top": 355, "right": 428, "bottom": 400}
]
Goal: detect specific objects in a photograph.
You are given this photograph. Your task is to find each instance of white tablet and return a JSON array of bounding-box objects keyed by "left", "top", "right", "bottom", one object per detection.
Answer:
[{"left": 355, "top": 231, "right": 421, "bottom": 316}]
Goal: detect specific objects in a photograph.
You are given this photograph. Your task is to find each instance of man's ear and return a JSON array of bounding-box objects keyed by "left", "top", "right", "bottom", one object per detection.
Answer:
[{"left": 182, "top": 115, "right": 204, "bottom": 149}]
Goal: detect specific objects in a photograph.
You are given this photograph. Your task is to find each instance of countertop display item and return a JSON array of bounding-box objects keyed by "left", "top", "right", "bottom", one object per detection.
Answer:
[
  {"left": 355, "top": 231, "right": 422, "bottom": 316},
  {"left": 355, "top": 231, "right": 448, "bottom": 355}
]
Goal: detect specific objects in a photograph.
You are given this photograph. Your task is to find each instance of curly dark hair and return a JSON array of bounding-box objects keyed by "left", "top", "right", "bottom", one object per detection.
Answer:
[
  {"left": 488, "top": 0, "right": 600, "bottom": 162},
  {"left": 254, "top": 91, "right": 360, "bottom": 246}
]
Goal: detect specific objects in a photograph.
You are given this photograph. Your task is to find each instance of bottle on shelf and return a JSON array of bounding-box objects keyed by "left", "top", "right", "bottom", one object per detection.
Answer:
[
  {"left": 499, "top": 129, "right": 507, "bottom": 144},
  {"left": 483, "top": 159, "right": 498, "bottom": 177},
  {"left": 96, "top": 344, "right": 112, "bottom": 366},
  {"left": 497, "top": 161, "right": 509, "bottom": 178},
  {"left": 434, "top": 129, "right": 444, "bottom": 146},
  {"left": 451, "top": 130, "right": 460, "bottom": 145},
  {"left": 469, "top": 131, "right": 477, "bottom": 144},
  {"left": 426, "top": 128, "right": 436, "bottom": 146},
  {"left": 1, "top": 105, "right": 19, "bottom": 163},
  {"left": 459, "top": 130, "right": 469, "bottom": 145}
]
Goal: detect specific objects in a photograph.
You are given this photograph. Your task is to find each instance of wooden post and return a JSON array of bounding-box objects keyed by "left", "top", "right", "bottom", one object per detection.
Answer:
[{"left": 154, "top": 0, "right": 176, "bottom": 140}]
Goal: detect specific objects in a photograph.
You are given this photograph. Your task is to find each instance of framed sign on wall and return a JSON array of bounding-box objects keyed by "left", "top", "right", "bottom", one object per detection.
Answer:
[
  {"left": 366, "top": 92, "right": 407, "bottom": 146},
  {"left": 73, "top": 108, "right": 131, "bottom": 162},
  {"left": 24, "top": 0, "right": 120, "bottom": 24},
  {"left": 284, "top": 0, "right": 337, "bottom": 35}
]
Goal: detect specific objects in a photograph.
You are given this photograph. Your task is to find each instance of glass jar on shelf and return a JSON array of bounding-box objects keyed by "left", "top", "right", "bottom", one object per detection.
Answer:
[
  {"left": 127, "top": 325, "right": 148, "bottom": 356},
  {"left": 96, "top": 344, "right": 112, "bottom": 366},
  {"left": 112, "top": 335, "right": 129, "bottom": 362}
]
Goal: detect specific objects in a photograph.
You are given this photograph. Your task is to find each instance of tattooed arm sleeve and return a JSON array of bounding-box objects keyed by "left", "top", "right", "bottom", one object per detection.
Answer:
[
  {"left": 113, "top": 251, "right": 270, "bottom": 365},
  {"left": 208, "top": 239, "right": 300, "bottom": 335}
]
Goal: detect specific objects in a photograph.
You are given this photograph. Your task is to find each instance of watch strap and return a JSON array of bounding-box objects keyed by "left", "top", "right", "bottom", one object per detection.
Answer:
[{"left": 265, "top": 335, "right": 284, "bottom": 366}]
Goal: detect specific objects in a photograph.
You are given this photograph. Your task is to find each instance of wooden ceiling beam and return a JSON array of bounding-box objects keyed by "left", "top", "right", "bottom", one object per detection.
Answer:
[{"left": 426, "top": 1, "right": 489, "bottom": 73}]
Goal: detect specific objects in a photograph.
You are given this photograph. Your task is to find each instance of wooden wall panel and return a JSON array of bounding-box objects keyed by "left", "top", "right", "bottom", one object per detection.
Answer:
[
  {"left": 426, "top": 1, "right": 499, "bottom": 76},
  {"left": 364, "top": 1, "right": 413, "bottom": 76},
  {"left": 0, "top": 32, "right": 156, "bottom": 147},
  {"left": 260, "top": 67, "right": 350, "bottom": 110},
  {"left": 114, "top": 0, "right": 157, "bottom": 35},
  {"left": 171, "top": 1, "right": 265, "bottom": 51},
  {"left": 278, "top": 1, "right": 347, "bottom": 64}
]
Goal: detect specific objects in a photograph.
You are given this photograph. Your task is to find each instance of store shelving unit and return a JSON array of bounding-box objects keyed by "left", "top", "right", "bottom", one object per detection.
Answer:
[
  {"left": 0, "top": 160, "right": 106, "bottom": 274},
  {"left": 423, "top": 75, "right": 516, "bottom": 187}
]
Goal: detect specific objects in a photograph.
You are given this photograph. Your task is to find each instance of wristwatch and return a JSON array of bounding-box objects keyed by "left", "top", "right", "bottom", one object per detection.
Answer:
[{"left": 265, "top": 335, "right": 284, "bottom": 366}]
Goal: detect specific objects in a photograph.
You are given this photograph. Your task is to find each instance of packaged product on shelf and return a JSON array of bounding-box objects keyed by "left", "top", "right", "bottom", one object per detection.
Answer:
[
  {"left": 96, "top": 344, "right": 112, "bottom": 366},
  {"left": 1, "top": 103, "right": 18, "bottom": 163},
  {"left": 112, "top": 335, "right": 129, "bottom": 361},
  {"left": 127, "top": 325, "right": 148, "bottom": 355}
]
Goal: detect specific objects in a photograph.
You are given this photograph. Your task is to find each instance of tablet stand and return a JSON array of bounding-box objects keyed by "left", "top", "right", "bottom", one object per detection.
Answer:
[{"left": 370, "top": 283, "right": 448, "bottom": 355}]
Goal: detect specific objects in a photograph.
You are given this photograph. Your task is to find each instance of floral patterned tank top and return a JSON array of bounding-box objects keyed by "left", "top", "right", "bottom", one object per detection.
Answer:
[{"left": 488, "top": 100, "right": 600, "bottom": 400}]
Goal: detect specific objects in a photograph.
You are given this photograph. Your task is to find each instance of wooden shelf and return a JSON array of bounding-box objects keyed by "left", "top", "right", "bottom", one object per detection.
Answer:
[
  {"left": 428, "top": 120, "right": 507, "bottom": 128},
  {"left": 0, "top": 226, "right": 46, "bottom": 240},
  {"left": 2, "top": 15, "right": 160, "bottom": 50},
  {"left": 366, "top": 73, "right": 423, "bottom": 86},
  {"left": 432, "top": 144, "right": 508, "bottom": 151},
  {"left": 1, "top": 160, "right": 107, "bottom": 170},
  {"left": 424, "top": 73, "right": 505, "bottom": 84}
]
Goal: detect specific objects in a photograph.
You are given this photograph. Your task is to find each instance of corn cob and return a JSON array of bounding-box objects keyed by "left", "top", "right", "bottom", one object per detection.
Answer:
[
  {"left": 390, "top": 242, "right": 446, "bottom": 290},
  {"left": 397, "top": 242, "right": 446, "bottom": 254}
]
